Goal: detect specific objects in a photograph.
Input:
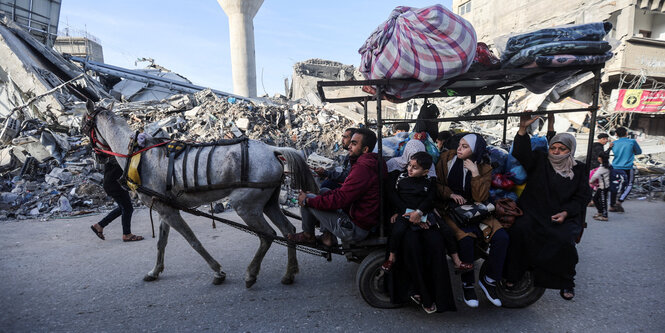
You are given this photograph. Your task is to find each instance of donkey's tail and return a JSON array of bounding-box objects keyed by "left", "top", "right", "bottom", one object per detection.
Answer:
[{"left": 274, "top": 147, "right": 319, "bottom": 193}]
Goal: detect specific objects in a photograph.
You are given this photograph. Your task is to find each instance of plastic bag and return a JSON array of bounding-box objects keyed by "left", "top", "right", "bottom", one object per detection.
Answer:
[
  {"left": 397, "top": 132, "right": 440, "bottom": 163},
  {"left": 492, "top": 173, "right": 515, "bottom": 190},
  {"left": 487, "top": 146, "right": 527, "bottom": 184}
]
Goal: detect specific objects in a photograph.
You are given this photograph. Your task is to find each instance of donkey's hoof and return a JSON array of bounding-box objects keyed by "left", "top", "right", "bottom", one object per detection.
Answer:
[
  {"left": 245, "top": 278, "right": 257, "bottom": 288},
  {"left": 212, "top": 275, "right": 226, "bottom": 285},
  {"left": 143, "top": 274, "right": 158, "bottom": 282},
  {"left": 281, "top": 276, "right": 294, "bottom": 285}
]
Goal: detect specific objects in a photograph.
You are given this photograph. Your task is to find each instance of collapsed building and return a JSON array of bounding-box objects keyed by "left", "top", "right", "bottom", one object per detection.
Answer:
[
  {"left": 1, "top": 2, "right": 664, "bottom": 220},
  {"left": 0, "top": 16, "right": 357, "bottom": 220}
]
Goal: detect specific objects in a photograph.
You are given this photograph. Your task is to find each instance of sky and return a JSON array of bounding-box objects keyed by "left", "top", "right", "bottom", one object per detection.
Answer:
[{"left": 58, "top": 1, "right": 453, "bottom": 96}]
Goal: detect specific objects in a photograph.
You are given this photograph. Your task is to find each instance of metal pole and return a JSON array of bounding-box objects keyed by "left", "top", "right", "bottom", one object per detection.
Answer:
[
  {"left": 502, "top": 93, "right": 510, "bottom": 144},
  {"left": 585, "top": 68, "right": 602, "bottom": 171},
  {"left": 364, "top": 97, "right": 368, "bottom": 126},
  {"left": 376, "top": 87, "right": 384, "bottom": 239}
]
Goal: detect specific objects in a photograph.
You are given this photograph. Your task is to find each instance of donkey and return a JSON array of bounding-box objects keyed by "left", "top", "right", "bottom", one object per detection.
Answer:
[{"left": 84, "top": 101, "right": 318, "bottom": 287}]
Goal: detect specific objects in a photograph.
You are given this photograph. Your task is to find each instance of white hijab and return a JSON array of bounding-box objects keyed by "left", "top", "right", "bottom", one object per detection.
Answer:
[{"left": 386, "top": 139, "right": 437, "bottom": 178}]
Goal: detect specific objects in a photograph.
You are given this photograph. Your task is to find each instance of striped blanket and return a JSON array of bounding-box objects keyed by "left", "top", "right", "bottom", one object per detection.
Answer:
[{"left": 358, "top": 5, "right": 477, "bottom": 100}]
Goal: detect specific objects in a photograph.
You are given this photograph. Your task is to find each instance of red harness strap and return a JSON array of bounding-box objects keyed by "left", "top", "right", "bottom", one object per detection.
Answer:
[{"left": 91, "top": 129, "right": 169, "bottom": 157}]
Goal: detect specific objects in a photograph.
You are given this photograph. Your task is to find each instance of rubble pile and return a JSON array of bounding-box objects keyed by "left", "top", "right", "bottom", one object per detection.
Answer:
[
  {"left": 120, "top": 89, "right": 355, "bottom": 158},
  {"left": 0, "top": 88, "right": 358, "bottom": 220}
]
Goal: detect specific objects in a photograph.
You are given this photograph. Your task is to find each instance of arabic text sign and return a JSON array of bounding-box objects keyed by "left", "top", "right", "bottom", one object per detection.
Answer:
[{"left": 614, "top": 89, "right": 665, "bottom": 113}]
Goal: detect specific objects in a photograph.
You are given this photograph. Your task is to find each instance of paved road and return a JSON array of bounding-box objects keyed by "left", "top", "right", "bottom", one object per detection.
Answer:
[{"left": 1, "top": 199, "right": 664, "bottom": 332}]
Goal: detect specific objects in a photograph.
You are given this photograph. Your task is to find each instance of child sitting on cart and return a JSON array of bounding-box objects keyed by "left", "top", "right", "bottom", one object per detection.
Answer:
[{"left": 382, "top": 152, "right": 465, "bottom": 272}]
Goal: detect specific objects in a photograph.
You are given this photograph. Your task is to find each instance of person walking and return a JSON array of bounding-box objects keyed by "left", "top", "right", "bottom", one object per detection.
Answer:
[
  {"left": 610, "top": 127, "right": 641, "bottom": 212},
  {"left": 90, "top": 159, "right": 144, "bottom": 242}
]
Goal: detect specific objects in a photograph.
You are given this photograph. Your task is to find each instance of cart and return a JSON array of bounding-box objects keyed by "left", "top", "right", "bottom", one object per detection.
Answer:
[{"left": 305, "top": 64, "right": 605, "bottom": 309}]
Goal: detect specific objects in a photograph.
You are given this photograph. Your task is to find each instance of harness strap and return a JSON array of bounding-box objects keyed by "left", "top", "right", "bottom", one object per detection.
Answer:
[
  {"left": 241, "top": 139, "right": 249, "bottom": 182},
  {"left": 183, "top": 181, "right": 282, "bottom": 193},
  {"left": 166, "top": 152, "right": 176, "bottom": 191},
  {"left": 206, "top": 145, "right": 218, "bottom": 186},
  {"left": 133, "top": 184, "right": 331, "bottom": 259},
  {"left": 183, "top": 145, "right": 191, "bottom": 190},
  {"left": 194, "top": 146, "right": 204, "bottom": 188}
]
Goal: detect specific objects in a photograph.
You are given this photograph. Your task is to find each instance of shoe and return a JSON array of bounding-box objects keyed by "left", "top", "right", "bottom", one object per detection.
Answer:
[
  {"left": 615, "top": 202, "right": 625, "bottom": 213},
  {"left": 320, "top": 231, "right": 338, "bottom": 247},
  {"left": 462, "top": 284, "right": 479, "bottom": 308},
  {"left": 454, "top": 262, "right": 474, "bottom": 274},
  {"left": 593, "top": 216, "right": 608, "bottom": 221},
  {"left": 609, "top": 206, "right": 618, "bottom": 212},
  {"left": 592, "top": 213, "right": 601, "bottom": 218},
  {"left": 90, "top": 225, "right": 105, "bottom": 240},
  {"left": 287, "top": 232, "right": 315, "bottom": 244},
  {"left": 381, "top": 260, "right": 394, "bottom": 272},
  {"left": 422, "top": 303, "right": 437, "bottom": 314},
  {"left": 479, "top": 277, "right": 502, "bottom": 307},
  {"left": 122, "top": 234, "right": 144, "bottom": 242},
  {"left": 560, "top": 288, "right": 575, "bottom": 300}
]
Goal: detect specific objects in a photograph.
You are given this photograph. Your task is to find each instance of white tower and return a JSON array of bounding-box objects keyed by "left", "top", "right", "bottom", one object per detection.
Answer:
[{"left": 218, "top": 0, "right": 263, "bottom": 98}]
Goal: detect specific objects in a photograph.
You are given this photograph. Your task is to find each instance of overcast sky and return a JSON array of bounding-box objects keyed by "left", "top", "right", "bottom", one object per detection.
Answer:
[{"left": 59, "top": 1, "right": 453, "bottom": 96}]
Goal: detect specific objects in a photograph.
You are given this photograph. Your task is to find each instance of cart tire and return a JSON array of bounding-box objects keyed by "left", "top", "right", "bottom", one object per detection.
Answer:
[
  {"left": 356, "top": 250, "right": 400, "bottom": 309},
  {"left": 479, "top": 261, "right": 545, "bottom": 308}
]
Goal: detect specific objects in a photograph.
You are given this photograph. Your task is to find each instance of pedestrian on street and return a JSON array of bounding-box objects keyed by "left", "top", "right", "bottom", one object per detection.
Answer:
[
  {"left": 610, "top": 127, "right": 641, "bottom": 213},
  {"left": 90, "top": 159, "right": 144, "bottom": 242}
]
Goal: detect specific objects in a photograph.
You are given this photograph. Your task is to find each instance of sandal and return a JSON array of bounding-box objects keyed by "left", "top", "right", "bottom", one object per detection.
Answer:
[
  {"left": 123, "top": 234, "right": 144, "bottom": 242},
  {"left": 381, "top": 260, "right": 394, "bottom": 272},
  {"left": 560, "top": 288, "right": 575, "bottom": 300},
  {"left": 410, "top": 294, "right": 421, "bottom": 306},
  {"left": 422, "top": 303, "right": 437, "bottom": 314},
  {"left": 287, "top": 232, "right": 315, "bottom": 244},
  {"left": 454, "top": 262, "right": 474, "bottom": 274},
  {"left": 90, "top": 225, "right": 105, "bottom": 240}
]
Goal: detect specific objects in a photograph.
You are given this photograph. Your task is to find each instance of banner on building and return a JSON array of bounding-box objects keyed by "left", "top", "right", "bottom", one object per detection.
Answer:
[{"left": 614, "top": 89, "right": 665, "bottom": 113}]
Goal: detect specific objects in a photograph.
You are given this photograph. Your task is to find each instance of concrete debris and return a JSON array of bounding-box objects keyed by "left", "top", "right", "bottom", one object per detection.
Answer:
[{"left": 0, "top": 13, "right": 662, "bottom": 221}]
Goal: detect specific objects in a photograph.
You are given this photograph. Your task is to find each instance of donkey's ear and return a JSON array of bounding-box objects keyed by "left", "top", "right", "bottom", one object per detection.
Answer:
[{"left": 85, "top": 99, "right": 95, "bottom": 114}]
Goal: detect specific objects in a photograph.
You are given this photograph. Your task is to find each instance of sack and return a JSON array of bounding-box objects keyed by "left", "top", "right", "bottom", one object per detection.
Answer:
[
  {"left": 358, "top": 4, "right": 477, "bottom": 99},
  {"left": 589, "top": 167, "right": 599, "bottom": 190},
  {"left": 448, "top": 202, "right": 494, "bottom": 228},
  {"left": 492, "top": 173, "right": 515, "bottom": 190},
  {"left": 494, "top": 198, "right": 523, "bottom": 228},
  {"left": 397, "top": 131, "right": 440, "bottom": 163}
]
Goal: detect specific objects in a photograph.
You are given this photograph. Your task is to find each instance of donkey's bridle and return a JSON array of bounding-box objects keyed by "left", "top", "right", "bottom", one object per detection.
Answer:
[{"left": 84, "top": 109, "right": 168, "bottom": 158}]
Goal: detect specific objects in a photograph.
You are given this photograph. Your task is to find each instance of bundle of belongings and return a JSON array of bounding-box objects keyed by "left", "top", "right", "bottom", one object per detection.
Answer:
[
  {"left": 358, "top": 4, "right": 477, "bottom": 100},
  {"left": 498, "top": 22, "right": 614, "bottom": 93}
]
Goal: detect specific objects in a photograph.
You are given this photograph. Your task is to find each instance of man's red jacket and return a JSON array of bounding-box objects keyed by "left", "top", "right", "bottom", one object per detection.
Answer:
[{"left": 308, "top": 152, "right": 386, "bottom": 230}]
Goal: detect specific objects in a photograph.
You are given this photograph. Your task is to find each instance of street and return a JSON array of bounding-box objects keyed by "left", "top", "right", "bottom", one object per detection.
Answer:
[{"left": 1, "top": 199, "right": 664, "bottom": 332}]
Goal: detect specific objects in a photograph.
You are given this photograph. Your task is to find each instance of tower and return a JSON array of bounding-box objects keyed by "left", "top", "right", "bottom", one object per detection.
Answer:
[{"left": 218, "top": 0, "right": 263, "bottom": 98}]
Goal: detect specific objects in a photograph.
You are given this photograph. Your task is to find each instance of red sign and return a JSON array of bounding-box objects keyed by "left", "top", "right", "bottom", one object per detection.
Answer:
[{"left": 614, "top": 89, "right": 665, "bottom": 113}]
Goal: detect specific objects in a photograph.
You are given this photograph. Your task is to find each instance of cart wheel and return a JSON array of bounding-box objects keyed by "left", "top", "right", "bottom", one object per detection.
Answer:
[
  {"left": 356, "top": 250, "right": 400, "bottom": 309},
  {"left": 479, "top": 261, "right": 545, "bottom": 308}
]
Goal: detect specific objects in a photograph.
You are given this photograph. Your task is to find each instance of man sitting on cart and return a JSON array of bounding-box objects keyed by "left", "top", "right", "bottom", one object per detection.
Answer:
[{"left": 288, "top": 128, "right": 387, "bottom": 246}]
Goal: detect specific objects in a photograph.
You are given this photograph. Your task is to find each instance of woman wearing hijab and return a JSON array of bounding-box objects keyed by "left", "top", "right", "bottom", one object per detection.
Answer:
[
  {"left": 385, "top": 139, "right": 457, "bottom": 314},
  {"left": 504, "top": 111, "right": 591, "bottom": 301},
  {"left": 434, "top": 133, "right": 509, "bottom": 308}
]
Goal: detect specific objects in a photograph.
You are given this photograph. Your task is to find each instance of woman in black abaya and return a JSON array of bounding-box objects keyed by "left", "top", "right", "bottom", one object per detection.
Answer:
[{"left": 504, "top": 111, "right": 591, "bottom": 300}]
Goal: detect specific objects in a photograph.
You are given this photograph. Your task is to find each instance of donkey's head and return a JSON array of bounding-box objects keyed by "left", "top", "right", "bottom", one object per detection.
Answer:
[{"left": 83, "top": 99, "right": 117, "bottom": 155}]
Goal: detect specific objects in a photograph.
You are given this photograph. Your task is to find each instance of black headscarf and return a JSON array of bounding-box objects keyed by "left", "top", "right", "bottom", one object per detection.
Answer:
[
  {"left": 414, "top": 103, "right": 439, "bottom": 140},
  {"left": 447, "top": 133, "right": 488, "bottom": 200}
]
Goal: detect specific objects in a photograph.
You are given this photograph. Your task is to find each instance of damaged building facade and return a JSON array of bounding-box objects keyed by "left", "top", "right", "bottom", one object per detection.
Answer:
[
  {"left": 453, "top": 0, "right": 665, "bottom": 137},
  {"left": 0, "top": 14, "right": 359, "bottom": 220}
]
